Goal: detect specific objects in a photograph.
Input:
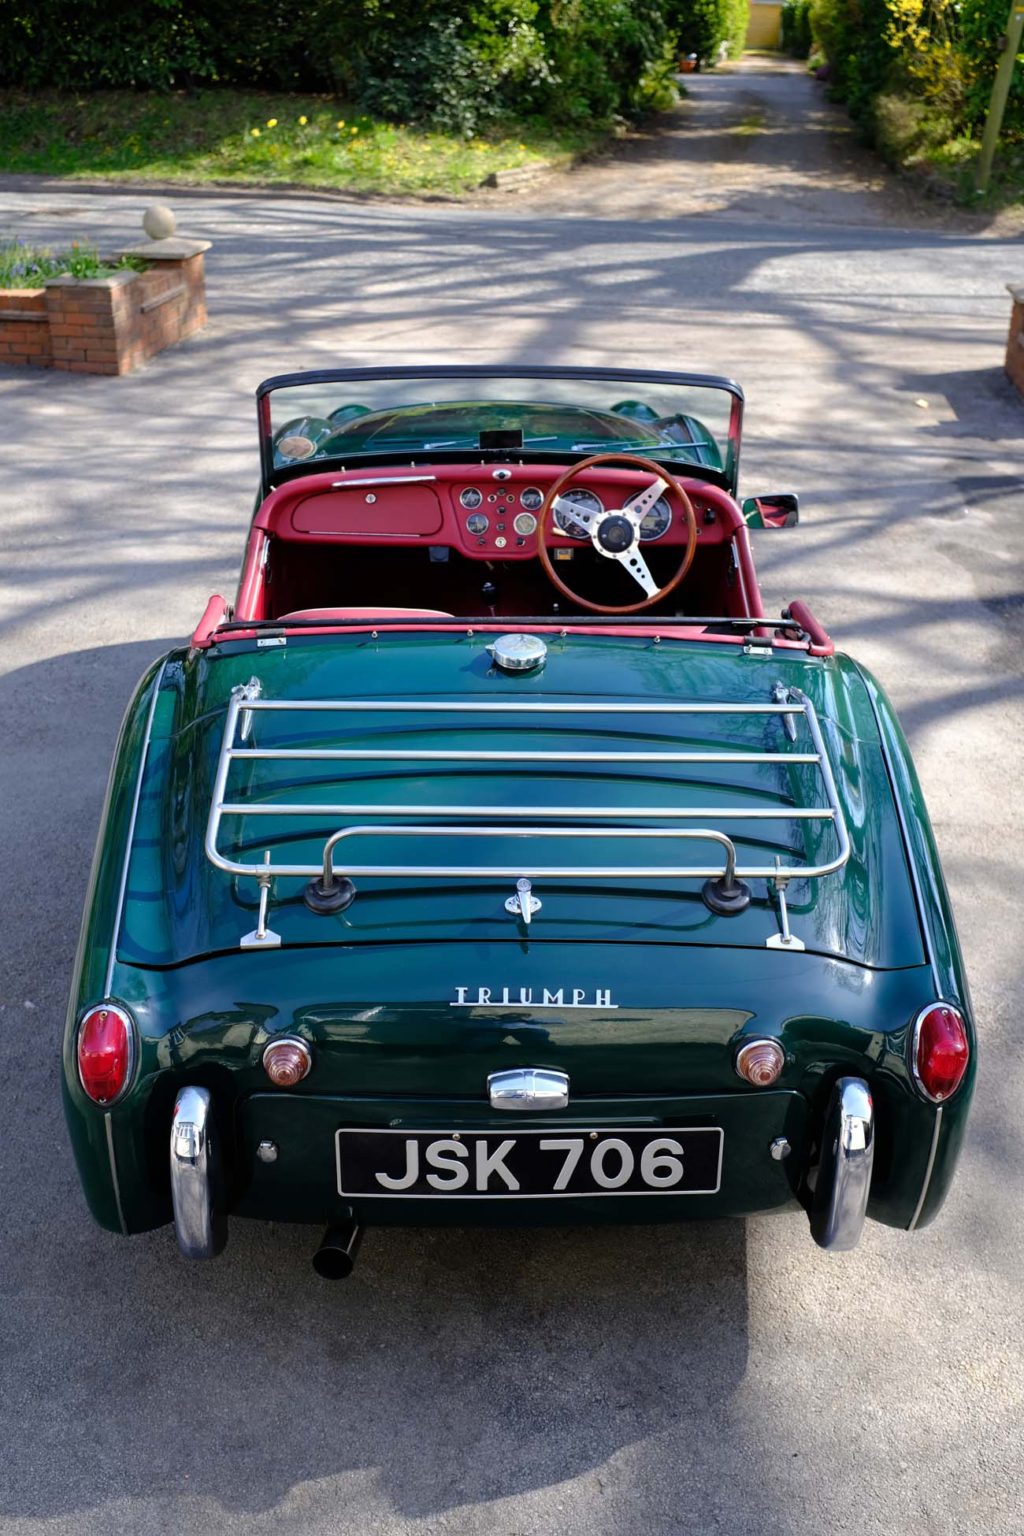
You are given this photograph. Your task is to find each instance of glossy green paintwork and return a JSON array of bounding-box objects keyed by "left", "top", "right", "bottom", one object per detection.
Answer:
[{"left": 63, "top": 631, "right": 976, "bottom": 1241}]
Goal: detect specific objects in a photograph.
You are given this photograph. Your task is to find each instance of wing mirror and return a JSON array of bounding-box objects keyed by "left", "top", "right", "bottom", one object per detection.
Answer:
[{"left": 742, "top": 493, "right": 799, "bottom": 529}]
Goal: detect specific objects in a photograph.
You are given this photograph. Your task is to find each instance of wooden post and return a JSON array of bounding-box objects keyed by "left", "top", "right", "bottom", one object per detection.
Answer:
[{"left": 976, "top": 0, "right": 1024, "bottom": 193}]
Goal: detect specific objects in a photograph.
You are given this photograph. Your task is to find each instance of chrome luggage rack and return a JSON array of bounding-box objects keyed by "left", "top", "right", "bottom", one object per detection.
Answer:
[{"left": 205, "top": 679, "right": 850, "bottom": 951}]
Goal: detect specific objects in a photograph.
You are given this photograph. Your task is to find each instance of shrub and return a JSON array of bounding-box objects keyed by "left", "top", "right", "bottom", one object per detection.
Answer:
[
  {"left": 808, "top": 0, "right": 895, "bottom": 126},
  {"left": 665, "top": 0, "right": 748, "bottom": 64},
  {"left": 781, "top": 0, "right": 813, "bottom": 58}
]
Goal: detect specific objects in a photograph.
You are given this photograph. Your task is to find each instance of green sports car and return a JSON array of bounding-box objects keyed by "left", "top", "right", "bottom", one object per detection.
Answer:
[{"left": 63, "top": 365, "right": 975, "bottom": 1278}]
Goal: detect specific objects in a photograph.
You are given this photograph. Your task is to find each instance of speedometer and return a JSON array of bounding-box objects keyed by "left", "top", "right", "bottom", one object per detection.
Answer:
[
  {"left": 625, "top": 490, "right": 672, "bottom": 541},
  {"left": 553, "top": 487, "right": 604, "bottom": 539}
]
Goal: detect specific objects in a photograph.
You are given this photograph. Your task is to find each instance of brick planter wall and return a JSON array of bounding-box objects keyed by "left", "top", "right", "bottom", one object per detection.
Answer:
[
  {"left": 1006, "top": 284, "right": 1024, "bottom": 396},
  {"left": 0, "top": 238, "right": 209, "bottom": 376},
  {"left": 0, "top": 289, "right": 53, "bottom": 367}
]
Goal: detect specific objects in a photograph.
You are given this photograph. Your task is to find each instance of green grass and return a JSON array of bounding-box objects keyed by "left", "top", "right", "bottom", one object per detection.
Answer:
[
  {"left": 0, "top": 239, "right": 145, "bottom": 284},
  {"left": 0, "top": 89, "right": 601, "bottom": 198}
]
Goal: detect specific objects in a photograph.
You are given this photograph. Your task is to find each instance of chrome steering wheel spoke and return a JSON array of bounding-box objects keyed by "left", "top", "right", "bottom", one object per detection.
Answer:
[
  {"left": 552, "top": 492, "right": 597, "bottom": 533},
  {"left": 621, "top": 474, "right": 667, "bottom": 528},
  {"left": 613, "top": 546, "right": 659, "bottom": 597}
]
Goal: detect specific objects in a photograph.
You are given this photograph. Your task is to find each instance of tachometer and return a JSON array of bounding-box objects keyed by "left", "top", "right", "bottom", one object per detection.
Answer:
[
  {"left": 625, "top": 490, "right": 673, "bottom": 541},
  {"left": 553, "top": 487, "right": 604, "bottom": 539}
]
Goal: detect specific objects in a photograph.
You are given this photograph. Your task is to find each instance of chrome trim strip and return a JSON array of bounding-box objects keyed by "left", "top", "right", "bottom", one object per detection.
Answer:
[
  {"left": 331, "top": 475, "right": 437, "bottom": 487},
  {"left": 908, "top": 1106, "right": 942, "bottom": 1231},
  {"left": 810, "top": 1076, "right": 875, "bottom": 1252},
  {"left": 170, "top": 1086, "right": 227, "bottom": 1260},
  {"left": 855, "top": 668, "right": 946, "bottom": 1229},
  {"left": 854, "top": 666, "right": 940, "bottom": 995},
  {"left": 104, "top": 660, "right": 167, "bottom": 998},
  {"left": 101, "top": 664, "right": 166, "bottom": 1232},
  {"left": 104, "top": 1112, "right": 128, "bottom": 1236}
]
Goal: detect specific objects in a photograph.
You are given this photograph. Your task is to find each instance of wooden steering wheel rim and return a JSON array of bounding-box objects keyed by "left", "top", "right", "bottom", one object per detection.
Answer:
[{"left": 536, "top": 452, "right": 698, "bottom": 616}]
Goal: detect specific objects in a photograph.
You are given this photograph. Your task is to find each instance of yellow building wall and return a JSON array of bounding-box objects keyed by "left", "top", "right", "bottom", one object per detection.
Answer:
[{"left": 747, "top": 1, "right": 782, "bottom": 47}]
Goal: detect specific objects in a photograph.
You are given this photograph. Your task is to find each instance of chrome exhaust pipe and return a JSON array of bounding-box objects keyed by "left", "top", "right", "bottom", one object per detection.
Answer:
[{"left": 312, "top": 1217, "right": 363, "bottom": 1279}]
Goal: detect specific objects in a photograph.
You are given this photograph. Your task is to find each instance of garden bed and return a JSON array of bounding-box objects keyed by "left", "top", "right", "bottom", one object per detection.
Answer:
[{"left": 0, "top": 238, "right": 209, "bottom": 375}]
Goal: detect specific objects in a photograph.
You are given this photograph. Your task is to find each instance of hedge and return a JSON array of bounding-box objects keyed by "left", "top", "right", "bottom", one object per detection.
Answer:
[
  {"left": 0, "top": 1, "right": 692, "bottom": 132},
  {"left": 780, "top": 0, "right": 813, "bottom": 59}
]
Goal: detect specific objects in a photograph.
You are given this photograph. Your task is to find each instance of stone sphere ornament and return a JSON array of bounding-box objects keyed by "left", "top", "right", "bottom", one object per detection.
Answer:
[{"left": 142, "top": 204, "right": 176, "bottom": 240}]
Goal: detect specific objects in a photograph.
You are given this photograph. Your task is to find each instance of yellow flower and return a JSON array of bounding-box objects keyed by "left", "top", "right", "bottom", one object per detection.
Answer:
[
  {"left": 350, "top": 126, "right": 359, "bottom": 135},
  {"left": 298, "top": 115, "right": 308, "bottom": 125},
  {"left": 266, "top": 118, "right": 278, "bottom": 128},
  {"left": 519, "top": 143, "right": 526, "bottom": 150},
  {"left": 250, "top": 128, "right": 261, "bottom": 137},
  {"left": 337, "top": 119, "right": 345, "bottom": 128}
]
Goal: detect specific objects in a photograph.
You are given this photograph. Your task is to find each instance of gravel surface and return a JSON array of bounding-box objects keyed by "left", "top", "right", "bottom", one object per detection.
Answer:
[{"left": 1, "top": 56, "right": 1022, "bottom": 1536}]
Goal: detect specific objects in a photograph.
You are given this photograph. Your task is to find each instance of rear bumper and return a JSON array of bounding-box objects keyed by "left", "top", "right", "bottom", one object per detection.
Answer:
[{"left": 231, "top": 1089, "right": 809, "bottom": 1227}]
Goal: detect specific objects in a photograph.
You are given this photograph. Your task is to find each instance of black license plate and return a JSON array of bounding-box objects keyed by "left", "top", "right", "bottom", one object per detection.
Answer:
[{"left": 336, "top": 1126, "right": 723, "bottom": 1199}]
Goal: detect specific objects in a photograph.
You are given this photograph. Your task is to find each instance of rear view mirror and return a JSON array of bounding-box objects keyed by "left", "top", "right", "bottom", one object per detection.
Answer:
[{"left": 742, "top": 493, "right": 799, "bottom": 529}]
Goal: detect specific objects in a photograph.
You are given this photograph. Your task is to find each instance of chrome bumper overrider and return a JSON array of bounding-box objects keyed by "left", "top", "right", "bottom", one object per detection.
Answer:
[
  {"left": 170, "top": 1086, "right": 227, "bottom": 1260},
  {"left": 810, "top": 1077, "right": 874, "bottom": 1252}
]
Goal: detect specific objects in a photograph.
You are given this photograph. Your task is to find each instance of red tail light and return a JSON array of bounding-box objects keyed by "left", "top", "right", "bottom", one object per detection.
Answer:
[
  {"left": 77, "top": 1004, "right": 135, "bottom": 1104},
  {"left": 913, "top": 1004, "right": 969, "bottom": 1103}
]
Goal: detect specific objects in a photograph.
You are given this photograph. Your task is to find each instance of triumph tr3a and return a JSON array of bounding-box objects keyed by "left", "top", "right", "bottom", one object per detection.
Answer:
[{"left": 63, "top": 365, "right": 976, "bottom": 1277}]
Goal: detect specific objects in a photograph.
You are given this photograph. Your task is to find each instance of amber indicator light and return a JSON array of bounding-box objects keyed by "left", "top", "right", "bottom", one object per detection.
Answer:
[
  {"left": 734, "top": 1039, "right": 785, "bottom": 1088},
  {"left": 263, "top": 1037, "right": 312, "bottom": 1087}
]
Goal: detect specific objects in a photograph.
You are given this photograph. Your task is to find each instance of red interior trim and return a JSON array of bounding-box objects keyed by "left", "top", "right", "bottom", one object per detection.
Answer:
[
  {"left": 784, "top": 600, "right": 834, "bottom": 656},
  {"left": 209, "top": 620, "right": 815, "bottom": 650},
  {"left": 190, "top": 594, "right": 229, "bottom": 651}
]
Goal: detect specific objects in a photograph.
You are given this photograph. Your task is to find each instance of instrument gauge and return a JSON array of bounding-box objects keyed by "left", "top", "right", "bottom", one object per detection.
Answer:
[
  {"left": 513, "top": 512, "right": 537, "bottom": 536},
  {"left": 466, "top": 512, "right": 489, "bottom": 536},
  {"left": 460, "top": 487, "right": 483, "bottom": 510},
  {"left": 520, "top": 487, "right": 544, "bottom": 513},
  {"left": 625, "top": 490, "right": 673, "bottom": 541},
  {"left": 553, "top": 487, "right": 604, "bottom": 539}
]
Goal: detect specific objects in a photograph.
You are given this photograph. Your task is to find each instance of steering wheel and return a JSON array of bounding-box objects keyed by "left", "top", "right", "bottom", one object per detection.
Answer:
[{"left": 536, "top": 453, "right": 698, "bottom": 615}]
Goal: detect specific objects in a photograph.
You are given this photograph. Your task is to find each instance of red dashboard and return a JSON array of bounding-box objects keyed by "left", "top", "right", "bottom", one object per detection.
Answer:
[{"left": 258, "top": 463, "right": 738, "bottom": 559}]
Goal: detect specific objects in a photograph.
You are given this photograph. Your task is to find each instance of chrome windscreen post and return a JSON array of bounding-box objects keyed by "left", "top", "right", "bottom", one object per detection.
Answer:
[{"left": 240, "top": 850, "right": 282, "bottom": 949}]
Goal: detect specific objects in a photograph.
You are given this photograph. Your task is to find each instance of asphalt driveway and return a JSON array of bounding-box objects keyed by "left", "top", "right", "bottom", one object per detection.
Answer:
[{"left": 1, "top": 58, "right": 1023, "bottom": 1536}]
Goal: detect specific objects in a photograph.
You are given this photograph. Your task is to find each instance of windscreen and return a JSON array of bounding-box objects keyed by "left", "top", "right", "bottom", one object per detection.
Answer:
[{"left": 263, "top": 371, "right": 741, "bottom": 486}]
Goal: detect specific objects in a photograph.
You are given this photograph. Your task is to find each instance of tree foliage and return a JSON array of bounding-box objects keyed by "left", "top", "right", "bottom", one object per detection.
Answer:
[{"left": 808, "top": 0, "right": 1024, "bottom": 144}]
